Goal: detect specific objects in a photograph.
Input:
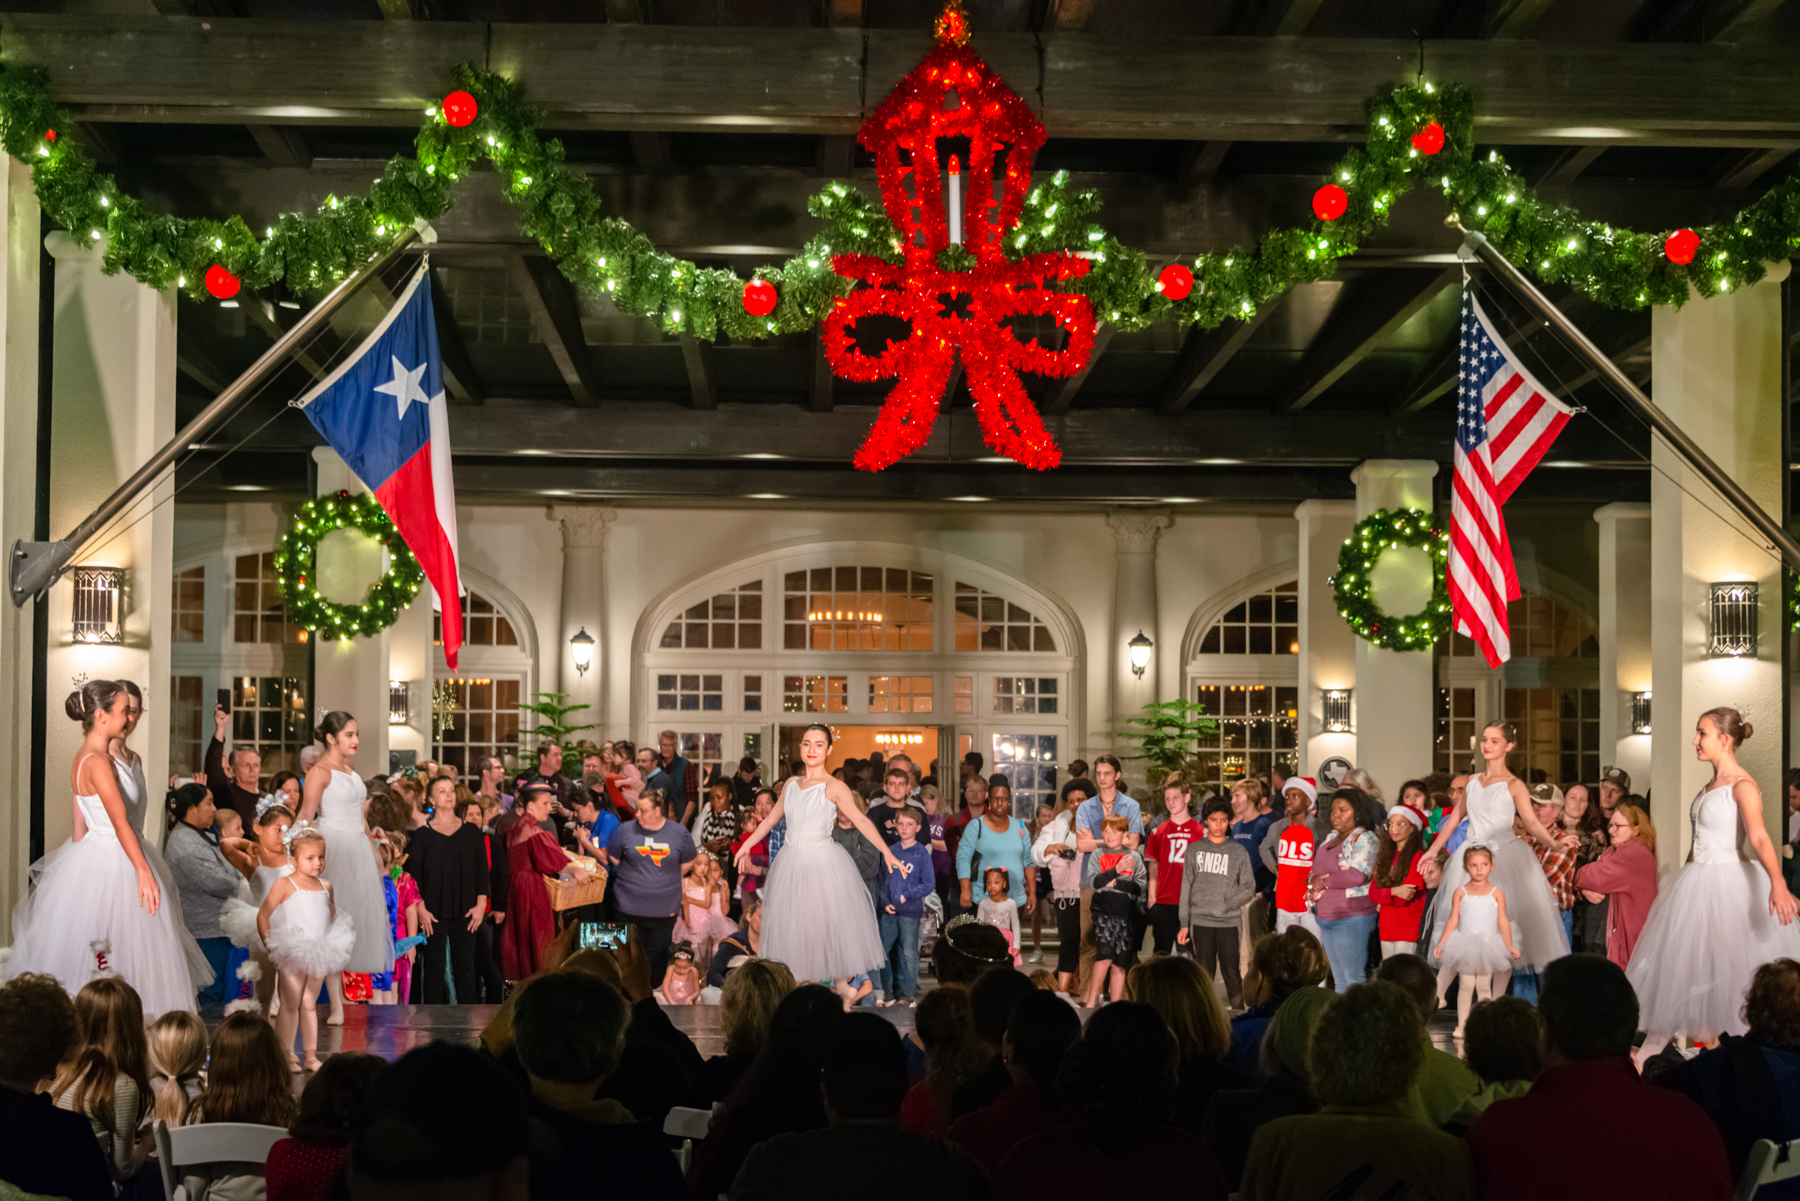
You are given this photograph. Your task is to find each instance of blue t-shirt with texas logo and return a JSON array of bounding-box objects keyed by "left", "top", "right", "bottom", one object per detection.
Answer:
[{"left": 605, "top": 818, "right": 697, "bottom": 917}]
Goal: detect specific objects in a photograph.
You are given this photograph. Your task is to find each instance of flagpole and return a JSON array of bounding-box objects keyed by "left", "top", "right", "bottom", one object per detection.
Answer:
[
  {"left": 1458, "top": 226, "right": 1800, "bottom": 576},
  {"left": 8, "top": 228, "right": 421, "bottom": 606}
]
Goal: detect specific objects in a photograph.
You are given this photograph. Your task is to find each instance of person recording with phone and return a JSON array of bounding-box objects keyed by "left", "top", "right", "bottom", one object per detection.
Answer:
[{"left": 205, "top": 695, "right": 266, "bottom": 831}]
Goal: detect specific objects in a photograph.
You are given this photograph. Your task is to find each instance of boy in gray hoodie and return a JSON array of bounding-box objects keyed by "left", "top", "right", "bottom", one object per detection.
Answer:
[{"left": 1177, "top": 795, "right": 1256, "bottom": 1008}]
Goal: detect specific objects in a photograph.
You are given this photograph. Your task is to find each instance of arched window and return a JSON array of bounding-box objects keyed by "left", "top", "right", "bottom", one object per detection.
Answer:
[
  {"left": 1196, "top": 581, "right": 1298, "bottom": 656},
  {"left": 783, "top": 567, "right": 934, "bottom": 651},
  {"left": 953, "top": 582, "right": 1056, "bottom": 652},
  {"left": 662, "top": 579, "right": 763, "bottom": 649},
  {"left": 434, "top": 590, "right": 518, "bottom": 648}
]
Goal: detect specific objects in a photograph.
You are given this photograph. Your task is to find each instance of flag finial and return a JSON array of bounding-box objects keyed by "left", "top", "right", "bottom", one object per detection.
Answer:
[{"left": 935, "top": 1, "right": 971, "bottom": 45}]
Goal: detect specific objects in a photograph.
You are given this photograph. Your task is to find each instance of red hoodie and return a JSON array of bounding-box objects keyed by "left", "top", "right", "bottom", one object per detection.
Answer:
[{"left": 1273, "top": 819, "right": 1316, "bottom": 914}]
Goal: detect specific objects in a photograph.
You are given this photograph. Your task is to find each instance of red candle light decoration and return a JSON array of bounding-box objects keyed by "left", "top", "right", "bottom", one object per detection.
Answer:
[
  {"left": 1664, "top": 228, "right": 1700, "bottom": 265},
  {"left": 742, "top": 278, "right": 777, "bottom": 316},
  {"left": 204, "top": 265, "right": 240, "bottom": 300},
  {"left": 1313, "top": 184, "right": 1349, "bottom": 222},
  {"left": 819, "top": 3, "right": 1096, "bottom": 472},
  {"left": 441, "top": 90, "right": 479, "bottom": 128},
  {"left": 1157, "top": 263, "right": 1194, "bottom": 301},
  {"left": 1411, "top": 121, "right": 1445, "bottom": 156}
]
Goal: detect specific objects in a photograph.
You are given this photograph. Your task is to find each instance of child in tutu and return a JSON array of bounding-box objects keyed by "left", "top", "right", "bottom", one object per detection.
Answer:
[
  {"left": 674, "top": 852, "right": 738, "bottom": 964},
  {"left": 1433, "top": 845, "right": 1520, "bottom": 1037},
  {"left": 976, "top": 867, "right": 1022, "bottom": 965},
  {"left": 659, "top": 942, "right": 703, "bottom": 1005},
  {"left": 257, "top": 826, "right": 355, "bottom": 1073},
  {"left": 219, "top": 798, "right": 295, "bottom": 1013}
]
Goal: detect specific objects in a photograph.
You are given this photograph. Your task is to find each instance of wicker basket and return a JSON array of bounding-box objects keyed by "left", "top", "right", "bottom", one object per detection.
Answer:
[{"left": 544, "top": 869, "right": 607, "bottom": 911}]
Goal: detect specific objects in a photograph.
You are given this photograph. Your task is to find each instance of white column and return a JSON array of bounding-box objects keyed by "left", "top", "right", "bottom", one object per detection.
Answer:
[
  {"left": 1594, "top": 503, "right": 1652, "bottom": 791},
  {"left": 385, "top": 576, "right": 434, "bottom": 766},
  {"left": 0, "top": 160, "right": 40, "bottom": 927},
  {"left": 311, "top": 447, "right": 393, "bottom": 774},
  {"left": 43, "top": 231, "right": 176, "bottom": 852},
  {"left": 1295, "top": 500, "right": 1357, "bottom": 774},
  {"left": 548, "top": 505, "right": 613, "bottom": 727},
  {"left": 1349, "top": 460, "right": 1439, "bottom": 799},
  {"left": 1649, "top": 265, "right": 1788, "bottom": 867},
  {"left": 1105, "top": 510, "right": 1171, "bottom": 743}
]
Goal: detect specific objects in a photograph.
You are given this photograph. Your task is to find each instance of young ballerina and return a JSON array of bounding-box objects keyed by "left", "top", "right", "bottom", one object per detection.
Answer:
[
  {"left": 673, "top": 852, "right": 739, "bottom": 965},
  {"left": 6, "top": 681, "right": 212, "bottom": 1017},
  {"left": 296, "top": 711, "right": 391, "bottom": 1025},
  {"left": 659, "top": 942, "right": 703, "bottom": 1005},
  {"left": 1421, "top": 720, "right": 1575, "bottom": 987},
  {"left": 1432, "top": 846, "right": 1520, "bottom": 1037},
  {"left": 1627, "top": 707, "right": 1800, "bottom": 1067},
  {"left": 976, "top": 867, "right": 1023, "bottom": 965},
  {"left": 257, "top": 826, "right": 355, "bottom": 1073},
  {"left": 734, "top": 724, "right": 900, "bottom": 1006},
  {"left": 219, "top": 798, "right": 296, "bottom": 1014}
]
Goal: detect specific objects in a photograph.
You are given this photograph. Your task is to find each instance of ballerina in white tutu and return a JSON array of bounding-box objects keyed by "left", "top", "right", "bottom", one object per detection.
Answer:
[
  {"left": 1628, "top": 706, "right": 1800, "bottom": 1066},
  {"left": 734, "top": 723, "right": 902, "bottom": 1006},
  {"left": 1422, "top": 719, "right": 1575, "bottom": 987},
  {"left": 296, "top": 710, "right": 391, "bottom": 1024},
  {"left": 219, "top": 796, "right": 296, "bottom": 1012},
  {"left": 1432, "top": 845, "right": 1521, "bottom": 1036},
  {"left": 257, "top": 824, "right": 355, "bottom": 1073},
  {"left": 6, "top": 680, "right": 211, "bottom": 1017}
]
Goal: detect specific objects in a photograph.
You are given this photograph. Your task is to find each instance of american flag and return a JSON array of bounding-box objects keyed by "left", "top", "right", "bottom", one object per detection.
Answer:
[{"left": 1451, "top": 288, "right": 1574, "bottom": 668}]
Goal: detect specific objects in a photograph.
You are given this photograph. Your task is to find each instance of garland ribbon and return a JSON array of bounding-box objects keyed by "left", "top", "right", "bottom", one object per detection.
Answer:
[
  {"left": 1331, "top": 508, "right": 1453, "bottom": 652},
  {"left": 275, "top": 491, "right": 424, "bottom": 640}
]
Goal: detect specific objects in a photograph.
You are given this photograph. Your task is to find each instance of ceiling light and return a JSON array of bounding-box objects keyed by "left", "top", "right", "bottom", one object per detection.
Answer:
[{"left": 746, "top": 493, "right": 785, "bottom": 500}]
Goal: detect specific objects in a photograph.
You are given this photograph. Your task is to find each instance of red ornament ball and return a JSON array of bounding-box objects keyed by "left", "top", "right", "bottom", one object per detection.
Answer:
[
  {"left": 1313, "top": 184, "right": 1349, "bottom": 222},
  {"left": 742, "top": 279, "right": 778, "bottom": 317},
  {"left": 1411, "top": 121, "right": 1445, "bottom": 156},
  {"left": 1664, "top": 228, "right": 1700, "bottom": 265},
  {"left": 442, "top": 90, "right": 479, "bottom": 128},
  {"left": 43, "top": 129, "right": 55, "bottom": 142},
  {"left": 204, "top": 265, "right": 240, "bottom": 300},
  {"left": 1157, "top": 263, "right": 1194, "bottom": 301}
]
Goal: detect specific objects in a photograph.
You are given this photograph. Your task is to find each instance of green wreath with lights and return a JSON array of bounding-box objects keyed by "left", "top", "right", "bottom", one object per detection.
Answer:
[
  {"left": 1790, "top": 572, "right": 1800, "bottom": 633},
  {"left": 1331, "top": 508, "right": 1453, "bottom": 652},
  {"left": 275, "top": 490, "right": 424, "bottom": 640}
]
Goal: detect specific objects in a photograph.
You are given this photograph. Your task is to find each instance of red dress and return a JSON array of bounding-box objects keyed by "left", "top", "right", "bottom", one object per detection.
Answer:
[
  {"left": 501, "top": 827, "right": 569, "bottom": 979},
  {"left": 1368, "top": 848, "right": 1427, "bottom": 942}
]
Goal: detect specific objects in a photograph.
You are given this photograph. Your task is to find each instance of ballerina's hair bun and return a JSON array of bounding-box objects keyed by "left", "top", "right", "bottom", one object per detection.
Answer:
[
  {"left": 1701, "top": 705, "right": 1754, "bottom": 747},
  {"left": 65, "top": 680, "right": 124, "bottom": 729},
  {"left": 316, "top": 709, "right": 355, "bottom": 745}
]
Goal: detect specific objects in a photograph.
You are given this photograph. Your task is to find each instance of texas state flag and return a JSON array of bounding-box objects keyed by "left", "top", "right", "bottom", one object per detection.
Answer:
[{"left": 295, "top": 265, "right": 464, "bottom": 669}]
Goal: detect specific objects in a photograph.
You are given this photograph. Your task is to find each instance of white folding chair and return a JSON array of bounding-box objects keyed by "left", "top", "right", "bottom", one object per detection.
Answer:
[
  {"left": 153, "top": 1119, "right": 290, "bottom": 1201},
  {"left": 1738, "top": 1139, "right": 1800, "bottom": 1201},
  {"left": 662, "top": 1105, "right": 715, "bottom": 1174}
]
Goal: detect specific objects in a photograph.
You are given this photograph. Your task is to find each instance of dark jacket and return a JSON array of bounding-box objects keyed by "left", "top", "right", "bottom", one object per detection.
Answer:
[
  {"left": 1201, "top": 1075, "right": 1318, "bottom": 1191},
  {"left": 528, "top": 1095, "right": 683, "bottom": 1201},
  {"left": 0, "top": 1086, "right": 113, "bottom": 1201},
  {"left": 731, "top": 1121, "right": 986, "bottom": 1201},
  {"left": 1657, "top": 1034, "right": 1800, "bottom": 1199}
]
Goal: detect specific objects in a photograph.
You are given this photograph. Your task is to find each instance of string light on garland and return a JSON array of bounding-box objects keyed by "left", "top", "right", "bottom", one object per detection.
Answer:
[
  {"left": 1313, "top": 184, "right": 1349, "bottom": 221},
  {"left": 204, "top": 265, "right": 240, "bottom": 300},
  {"left": 1664, "top": 228, "right": 1700, "bottom": 265},
  {"left": 1329, "top": 507, "right": 1452, "bottom": 652},
  {"left": 274, "top": 490, "right": 424, "bottom": 640},
  {"left": 441, "top": 89, "right": 478, "bottom": 128},
  {"left": 820, "top": 6, "right": 1095, "bottom": 471},
  {"left": 1157, "top": 263, "right": 1194, "bottom": 300},
  {"left": 742, "top": 278, "right": 777, "bottom": 316}
]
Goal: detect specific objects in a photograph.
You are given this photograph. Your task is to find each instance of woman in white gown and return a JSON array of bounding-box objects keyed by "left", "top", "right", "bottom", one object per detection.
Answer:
[
  {"left": 735, "top": 723, "right": 901, "bottom": 1004},
  {"left": 296, "top": 710, "right": 391, "bottom": 1021},
  {"left": 1629, "top": 707, "right": 1800, "bottom": 1064},
  {"left": 1422, "top": 720, "right": 1575, "bottom": 976},
  {"left": 7, "top": 680, "right": 212, "bottom": 1018}
]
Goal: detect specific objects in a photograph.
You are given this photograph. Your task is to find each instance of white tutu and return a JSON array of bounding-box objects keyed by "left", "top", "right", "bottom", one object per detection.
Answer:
[
  {"left": 219, "top": 897, "right": 264, "bottom": 955},
  {"left": 266, "top": 888, "right": 357, "bottom": 980},
  {"left": 313, "top": 770, "right": 393, "bottom": 975},
  {"left": 1628, "top": 858, "right": 1800, "bottom": 1038},
  {"left": 7, "top": 832, "right": 211, "bottom": 1018},
  {"left": 1425, "top": 778, "right": 1570, "bottom": 972},
  {"left": 759, "top": 781, "right": 887, "bottom": 982},
  {"left": 1439, "top": 929, "right": 1518, "bottom": 975}
]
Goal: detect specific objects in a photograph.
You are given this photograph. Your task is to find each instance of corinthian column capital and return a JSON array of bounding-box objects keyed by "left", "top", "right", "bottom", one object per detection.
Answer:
[
  {"left": 547, "top": 505, "right": 615, "bottom": 551},
  {"left": 1106, "top": 509, "right": 1172, "bottom": 555}
]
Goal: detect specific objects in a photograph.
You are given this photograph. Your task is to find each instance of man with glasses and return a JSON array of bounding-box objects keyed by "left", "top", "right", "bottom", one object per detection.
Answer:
[{"left": 1511, "top": 782, "right": 1578, "bottom": 1006}]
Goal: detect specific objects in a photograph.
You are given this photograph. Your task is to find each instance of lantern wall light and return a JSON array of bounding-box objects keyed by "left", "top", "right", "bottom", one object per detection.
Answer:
[{"left": 1127, "top": 630, "right": 1153, "bottom": 680}]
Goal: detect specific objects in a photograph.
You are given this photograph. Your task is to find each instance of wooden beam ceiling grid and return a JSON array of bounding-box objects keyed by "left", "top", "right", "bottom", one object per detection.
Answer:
[
  {"left": 508, "top": 252, "right": 603, "bottom": 405},
  {"left": 429, "top": 267, "right": 486, "bottom": 404},
  {"left": 1275, "top": 268, "right": 1460, "bottom": 413}
]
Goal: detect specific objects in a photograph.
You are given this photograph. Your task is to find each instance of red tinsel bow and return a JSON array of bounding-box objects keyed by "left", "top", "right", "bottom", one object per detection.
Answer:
[{"left": 823, "top": 18, "right": 1096, "bottom": 472}]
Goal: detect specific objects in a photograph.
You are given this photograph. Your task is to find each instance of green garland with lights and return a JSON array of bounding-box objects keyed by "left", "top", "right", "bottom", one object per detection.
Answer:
[
  {"left": 274, "top": 490, "right": 424, "bottom": 639},
  {"left": 1331, "top": 508, "right": 1453, "bottom": 652},
  {"left": 0, "top": 60, "right": 1794, "bottom": 342}
]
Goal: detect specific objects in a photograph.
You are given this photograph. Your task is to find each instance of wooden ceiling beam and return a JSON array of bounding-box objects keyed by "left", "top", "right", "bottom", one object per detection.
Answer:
[
  {"left": 15, "top": 18, "right": 1800, "bottom": 147},
  {"left": 1174, "top": 140, "right": 1230, "bottom": 189},
  {"left": 1043, "top": 323, "right": 1112, "bottom": 414},
  {"left": 508, "top": 252, "right": 602, "bottom": 406},
  {"left": 809, "top": 329, "right": 834, "bottom": 412},
  {"left": 629, "top": 131, "right": 671, "bottom": 171},
  {"left": 1711, "top": 146, "right": 1792, "bottom": 188},
  {"left": 245, "top": 124, "right": 311, "bottom": 170},
  {"left": 1275, "top": 268, "right": 1458, "bottom": 413},
  {"left": 1535, "top": 145, "right": 1606, "bottom": 186},
  {"left": 679, "top": 333, "right": 717, "bottom": 410},
  {"left": 1157, "top": 306, "right": 1274, "bottom": 415},
  {"left": 820, "top": 0, "right": 862, "bottom": 27},
  {"left": 1236, "top": 0, "right": 1326, "bottom": 36},
  {"left": 428, "top": 267, "right": 485, "bottom": 405},
  {"left": 1483, "top": 0, "right": 1562, "bottom": 37},
  {"left": 238, "top": 294, "right": 332, "bottom": 380}
]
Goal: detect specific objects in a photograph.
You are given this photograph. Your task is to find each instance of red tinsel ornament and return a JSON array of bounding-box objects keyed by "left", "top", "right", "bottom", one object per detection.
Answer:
[
  {"left": 44, "top": 129, "right": 55, "bottom": 142},
  {"left": 1664, "top": 228, "right": 1700, "bottom": 265},
  {"left": 821, "top": 3, "right": 1096, "bottom": 471},
  {"left": 1157, "top": 263, "right": 1194, "bottom": 301},
  {"left": 442, "top": 90, "right": 479, "bottom": 128},
  {"left": 1313, "top": 184, "right": 1348, "bottom": 222},
  {"left": 204, "top": 265, "right": 240, "bottom": 300},
  {"left": 742, "top": 279, "right": 778, "bottom": 316},
  {"left": 1411, "top": 121, "right": 1445, "bottom": 155}
]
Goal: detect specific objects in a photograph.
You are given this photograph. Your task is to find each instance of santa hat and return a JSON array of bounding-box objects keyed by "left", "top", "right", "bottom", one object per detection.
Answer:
[
  {"left": 1391, "top": 803, "right": 1428, "bottom": 831},
  {"left": 1284, "top": 776, "right": 1318, "bottom": 810}
]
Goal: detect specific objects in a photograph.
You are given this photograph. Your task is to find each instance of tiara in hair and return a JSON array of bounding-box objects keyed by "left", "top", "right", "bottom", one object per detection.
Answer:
[
  {"left": 254, "top": 793, "right": 288, "bottom": 822},
  {"left": 282, "top": 820, "right": 322, "bottom": 849}
]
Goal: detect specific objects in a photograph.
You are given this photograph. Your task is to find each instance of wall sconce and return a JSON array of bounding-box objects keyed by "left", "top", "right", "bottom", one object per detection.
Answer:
[
  {"left": 1630, "top": 691, "right": 1652, "bottom": 735},
  {"left": 389, "top": 679, "right": 411, "bottom": 726},
  {"left": 1708, "top": 582, "right": 1758, "bottom": 657},
  {"left": 1127, "top": 630, "right": 1153, "bottom": 680},
  {"left": 71, "top": 566, "right": 125, "bottom": 645},
  {"left": 569, "top": 627, "right": 595, "bottom": 677},
  {"left": 1322, "top": 689, "right": 1353, "bottom": 733}
]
